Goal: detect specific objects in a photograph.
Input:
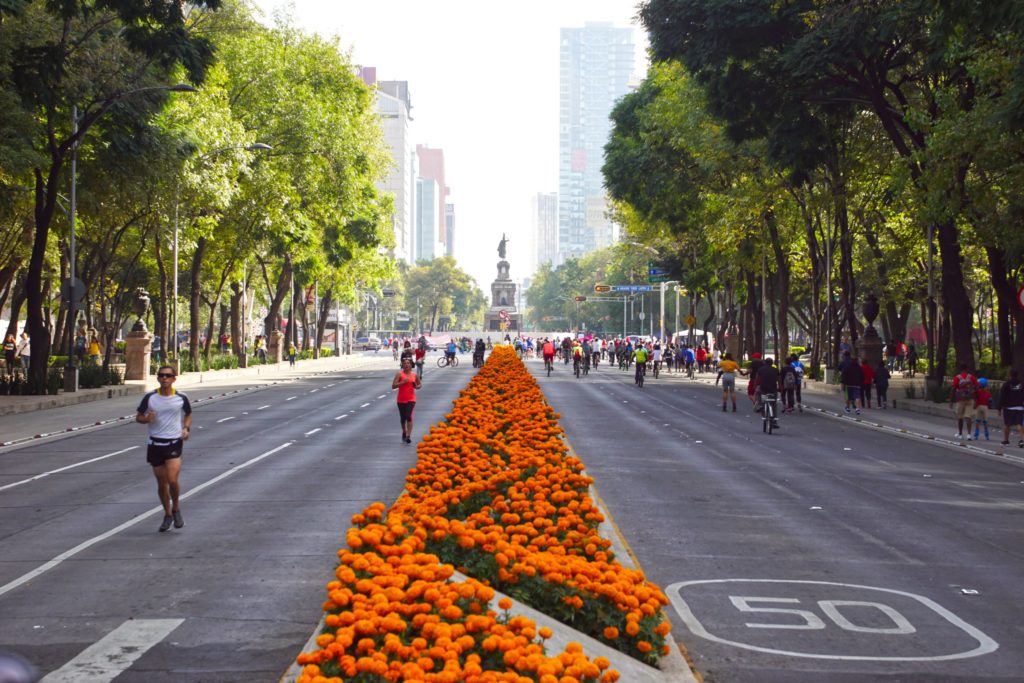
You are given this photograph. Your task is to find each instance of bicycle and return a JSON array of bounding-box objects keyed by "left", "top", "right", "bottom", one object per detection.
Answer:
[
  {"left": 544, "top": 355, "right": 554, "bottom": 377},
  {"left": 583, "top": 355, "right": 590, "bottom": 376},
  {"left": 437, "top": 354, "right": 459, "bottom": 368},
  {"left": 652, "top": 360, "right": 660, "bottom": 379},
  {"left": 574, "top": 356, "right": 582, "bottom": 378},
  {"left": 635, "top": 361, "right": 645, "bottom": 387},
  {"left": 761, "top": 392, "right": 779, "bottom": 434}
]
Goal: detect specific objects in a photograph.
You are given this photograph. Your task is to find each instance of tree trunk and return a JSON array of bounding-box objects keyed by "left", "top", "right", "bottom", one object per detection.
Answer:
[
  {"left": 262, "top": 256, "right": 292, "bottom": 339},
  {"left": 189, "top": 237, "right": 207, "bottom": 369},
  {"left": 230, "top": 282, "right": 243, "bottom": 360},
  {"left": 155, "top": 234, "right": 168, "bottom": 361},
  {"left": 937, "top": 306, "right": 952, "bottom": 379},
  {"left": 986, "top": 245, "right": 1017, "bottom": 368},
  {"left": 934, "top": 219, "right": 974, "bottom": 378},
  {"left": 3, "top": 277, "right": 26, "bottom": 341},
  {"left": 27, "top": 165, "right": 63, "bottom": 393},
  {"left": 316, "top": 288, "right": 334, "bottom": 352},
  {"left": 766, "top": 208, "right": 790, "bottom": 360}
]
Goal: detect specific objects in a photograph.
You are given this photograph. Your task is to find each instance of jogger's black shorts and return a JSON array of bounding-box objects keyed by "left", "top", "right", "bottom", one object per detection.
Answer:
[{"left": 147, "top": 438, "right": 183, "bottom": 467}]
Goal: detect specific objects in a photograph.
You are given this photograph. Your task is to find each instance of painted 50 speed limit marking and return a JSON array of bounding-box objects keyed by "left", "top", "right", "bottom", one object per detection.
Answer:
[{"left": 667, "top": 579, "right": 999, "bottom": 662}]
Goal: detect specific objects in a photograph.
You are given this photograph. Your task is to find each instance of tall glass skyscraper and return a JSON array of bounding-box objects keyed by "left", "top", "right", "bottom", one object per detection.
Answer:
[{"left": 558, "top": 22, "right": 635, "bottom": 263}]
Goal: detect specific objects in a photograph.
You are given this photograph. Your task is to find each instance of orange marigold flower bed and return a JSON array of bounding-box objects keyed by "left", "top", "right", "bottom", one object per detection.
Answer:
[{"left": 297, "top": 346, "right": 670, "bottom": 682}]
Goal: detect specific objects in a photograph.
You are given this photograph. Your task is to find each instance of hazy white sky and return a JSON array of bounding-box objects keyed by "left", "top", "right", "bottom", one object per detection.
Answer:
[{"left": 252, "top": 0, "right": 648, "bottom": 296}]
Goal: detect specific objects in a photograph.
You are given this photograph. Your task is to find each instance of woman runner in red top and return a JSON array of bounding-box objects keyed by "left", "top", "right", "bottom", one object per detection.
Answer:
[{"left": 392, "top": 357, "right": 421, "bottom": 444}]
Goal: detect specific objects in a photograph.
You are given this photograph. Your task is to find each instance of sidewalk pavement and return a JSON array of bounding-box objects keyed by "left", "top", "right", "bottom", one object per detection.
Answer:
[
  {"left": 655, "top": 367, "right": 1024, "bottom": 468},
  {"left": 0, "top": 353, "right": 396, "bottom": 451}
]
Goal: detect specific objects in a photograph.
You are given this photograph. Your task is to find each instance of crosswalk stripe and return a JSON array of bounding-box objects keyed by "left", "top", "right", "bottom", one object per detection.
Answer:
[{"left": 41, "top": 619, "right": 183, "bottom": 682}]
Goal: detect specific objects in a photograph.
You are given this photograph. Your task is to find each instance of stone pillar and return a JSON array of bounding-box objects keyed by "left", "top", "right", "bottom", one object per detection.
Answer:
[
  {"left": 857, "top": 329, "right": 883, "bottom": 369},
  {"left": 267, "top": 330, "right": 284, "bottom": 364},
  {"left": 856, "top": 294, "right": 884, "bottom": 369},
  {"left": 124, "top": 330, "right": 153, "bottom": 381}
]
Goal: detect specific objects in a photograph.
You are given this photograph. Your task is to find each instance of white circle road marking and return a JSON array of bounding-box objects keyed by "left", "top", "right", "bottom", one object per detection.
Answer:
[{"left": 666, "top": 579, "right": 998, "bottom": 662}]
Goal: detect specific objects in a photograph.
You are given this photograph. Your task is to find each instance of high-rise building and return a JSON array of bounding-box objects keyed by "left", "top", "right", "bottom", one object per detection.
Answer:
[
  {"left": 415, "top": 177, "right": 440, "bottom": 262},
  {"left": 533, "top": 192, "right": 558, "bottom": 269},
  {"left": 416, "top": 144, "right": 449, "bottom": 254},
  {"left": 558, "top": 22, "right": 635, "bottom": 263},
  {"left": 360, "top": 68, "right": 416, "bottom": 264},
  {"left": 445, "top": 203, "right": 455, "bottom": 257}
]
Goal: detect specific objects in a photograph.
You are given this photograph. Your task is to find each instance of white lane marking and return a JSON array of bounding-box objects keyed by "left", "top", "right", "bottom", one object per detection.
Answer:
[
  {"left": 286, "top": 396, "right": 297, "bottom": 401},
  {"left": 0, "top": 447, "right": 139, "bottom": 492},
  {"left": 376, "top": 394, "right": 387, "bottom": 399},
  {"left": 360, "top": 402, "right": 371, "bottom": 408},
  {"left": 41, "top": 618, "right": 184, "bottom": 682},
  {"left": 667, "top": 579, "right": 999, "bottom": 662},
  {"left": 334, "top": 415, "right": 348, "bottom": 421},
  {"left": 216, "top": 416, "right": 235, "bottom": 423},
  {"left": 257, "top": 405, "right": 270, "bottom": 410},
  {"left": 311, "top": 389, "right": 319, "bottom": 393},
  {"left": 305, "top": 428, "right": 321, "bottom": 436},
  {"left": 0, "top": 442, "right": 292, "bottom": 598}
]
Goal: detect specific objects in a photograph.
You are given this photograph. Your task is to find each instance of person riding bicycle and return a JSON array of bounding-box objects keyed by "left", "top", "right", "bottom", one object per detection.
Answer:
[
  {"left": 683, "top": 345, "right": 696, "bottom": 376},
  {"left": 652, "top": 342, "right": 662, "bottom": 376},
  {"left": 632, "top": 343, "right": 649, "bottom": 384},
  {"left": 561, "top": 336, "right": 572, "bottom": 364},
  {"left": 542, "top": 338, "right": 556, "bottom": 369},
  {"left": 413, "top": 343, "right": 426, "bottom": 379},
  {"left": 754, "top": 357, "right": 781, "bottom": 429},
  {"left": 445, "top": 339, "right": 457, "bottom": 365},
  {"left": 572, "top": 341, "right": 584, "bottom": 373},
  {"left": 400, "top": 340, "right": 414, "bottom": 365}
]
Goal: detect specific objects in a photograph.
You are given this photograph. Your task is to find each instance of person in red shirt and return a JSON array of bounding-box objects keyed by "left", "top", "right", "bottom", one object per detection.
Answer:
[
  {"left": 950, "top": 364, "right": 979, "bottom": 440},
  {"left": 860, "top": 359, "right": 875, "bottom": 409},
  {"left": 695, "top": 345, "right": 707, "bottom": 373},
  {"left": 413, "top": 343, "right": 426, "bottom": 380},
  {"left": 971, "top": 377, "right": 992, "bottom": 441},
  {"left": 392, "top": 357, "right": 421, "bottom": 444}
]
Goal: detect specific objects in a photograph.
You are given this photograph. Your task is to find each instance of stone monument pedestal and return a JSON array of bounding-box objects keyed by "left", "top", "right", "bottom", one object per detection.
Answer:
[
  {"left": 267, "top": 330, "right": 284, "bottom": 364},
  {"left": 857, "top": 328, "right": 883, "bottom": 369},
  {"left": 124, "top": 330, "right": 153, "bottom": 381},
  {"left": 484, "top": 259, "right": 522, "bottom": 332},
  {"left": 724, "top": 326, "right": 741, "bottom": 360}
]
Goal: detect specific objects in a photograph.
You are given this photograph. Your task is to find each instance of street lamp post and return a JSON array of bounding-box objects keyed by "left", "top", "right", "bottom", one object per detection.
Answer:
[
  {"left": 169, "top": 142, "right": 271, "bottom": 371},
  {"left": 659, "top": 280, "right": 679, "bottom": 344}
]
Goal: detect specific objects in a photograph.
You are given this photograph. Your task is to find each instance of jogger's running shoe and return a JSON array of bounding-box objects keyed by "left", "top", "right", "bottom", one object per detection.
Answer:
[
  {"left": 172, "top": 509, "right": 184, "bottom": 529},
  {"left": 159, "top": 515, "right": 173, "bottom": 532}
]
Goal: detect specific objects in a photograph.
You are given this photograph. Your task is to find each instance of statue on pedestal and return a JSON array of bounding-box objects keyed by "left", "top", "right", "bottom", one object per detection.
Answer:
[{"left": 497, "top": 233, "right": 508, "bottom": 260}]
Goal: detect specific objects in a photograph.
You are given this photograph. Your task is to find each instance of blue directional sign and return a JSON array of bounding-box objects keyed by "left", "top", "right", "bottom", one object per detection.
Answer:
[{"left": 610, "top": 285, "right": 654, "bottom": 293}]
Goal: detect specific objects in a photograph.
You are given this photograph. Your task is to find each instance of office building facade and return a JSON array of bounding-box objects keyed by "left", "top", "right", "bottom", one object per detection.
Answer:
[{"left": 558, "top": 22, "right": 635, "bottom": 263}]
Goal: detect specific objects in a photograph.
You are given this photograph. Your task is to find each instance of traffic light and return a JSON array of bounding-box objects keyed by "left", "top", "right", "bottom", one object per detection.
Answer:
[
  {"left": 574, "top": 295, "right": 587, "bottom": 302},
  {"left": 594, "top": 284, "right": 610, "bottom": 293}
]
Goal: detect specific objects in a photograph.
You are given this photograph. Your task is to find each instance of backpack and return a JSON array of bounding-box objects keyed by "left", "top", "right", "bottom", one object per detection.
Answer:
[
  {"left": 954, "top": 375, "right": 976, "bottom": 401},
  {"left": 783, "top": 367, "right": 797, "bottom": 390}
]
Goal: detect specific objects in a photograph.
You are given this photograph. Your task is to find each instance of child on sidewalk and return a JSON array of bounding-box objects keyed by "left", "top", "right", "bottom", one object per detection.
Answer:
[{"left": 971, "top": 378, "right": 992, "bottom": 441}]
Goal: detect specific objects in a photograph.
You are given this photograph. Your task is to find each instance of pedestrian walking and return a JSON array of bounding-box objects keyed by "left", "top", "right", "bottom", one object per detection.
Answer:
[
  {"left": 906, "top": 344, "right": 918, "bottom": 377},
  {"left": 716, "top": 352, "right": 740, "bottom": 412},
  {"left": 779, "top": 359, "right": 798, "bottom": 413},
  {"left": 136, "top": 365, "right": 192, "bottom": 532},
  {"left": 88, "top": 334, "right": 101, "bottom": 364},
  {"left": 288, "top": 342, "right": 297, "bottom": 367},
  {"left": 3, "top": 334, "right": 16, "bottom": 378},
  {"left": 16, "top": 332, "right": 30, "bottom": 374},
  {"left": 841, "top": 355, "right": 864, "bottom": 415},
  {"left": 860, "top": 358, "right": 874, "bottom": 409},
  {"left": 874, "top": 359, "right": 890, "bottom": 409},
  {"left": 789, "top": 353, "right": 805, "bottom": 412},
  {"left": 392, "top": 357, "right": 421, "bottom": 444},
  {"left": 949, "top": 364, "right": 979, "bottom": 440},
  {"left": 971, "top": 378, "right": 992, "bottom": 441},
  {"left": 997, "top": 370, "right": 1024, "bottom": 447}
]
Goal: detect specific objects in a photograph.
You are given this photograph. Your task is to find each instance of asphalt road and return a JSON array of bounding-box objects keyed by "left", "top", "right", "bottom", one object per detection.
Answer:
[
  {"left": 533, "top": 357, "right": 1024, "bottom": 683},
  {"left": 0, "top": 354, "right": 469, "bottom": 682}
]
